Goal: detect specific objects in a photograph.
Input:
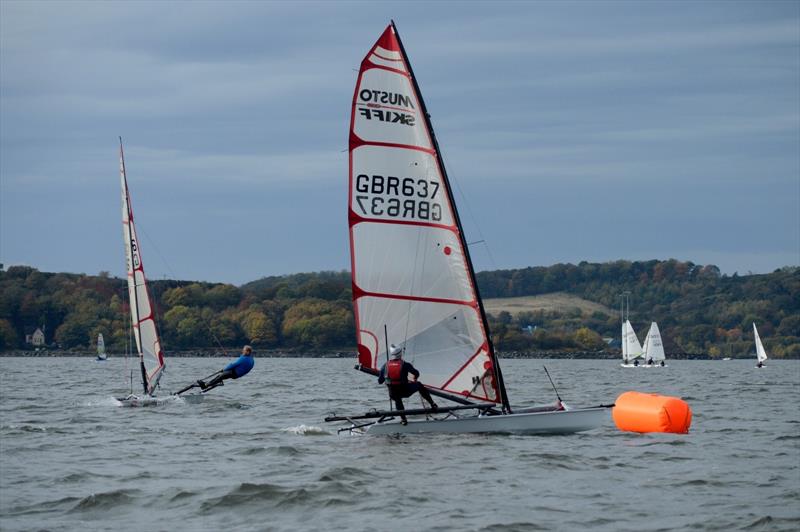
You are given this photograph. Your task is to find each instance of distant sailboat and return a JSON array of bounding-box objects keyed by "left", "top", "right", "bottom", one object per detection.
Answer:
[
  {"left": 115, "top": 138, "right": 168, "bottom": 407},
  {"left": 753, "top": 323, "right": 768, "bottom": 368},
  {"left": 642, "top": 322, "right": 667, "bottom": 367},
  {"left": 96, "top": 333, "right": 108, "bottom": 361},
  {"left": 621, "top": 320, "right": 643, "bottom": 367}
]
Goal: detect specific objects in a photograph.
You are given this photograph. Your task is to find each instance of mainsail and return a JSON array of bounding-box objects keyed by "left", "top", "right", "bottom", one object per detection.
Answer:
[
  {"left": 622, "top": 320, "right": 643, "bottom": 362},
  {"left": 643, "top": 322, "right": 665, "bottom": 362},
  {"left": 120, "top": 139, "right": 165, "bottom": 395},
  {"left": 348, "top": 23, "right": 507, "bottom": 407},
  {"left": 753, "top": 323, "right": 768, "bottom": 363},
  {"left": 97, "top": 333, "right": 106, "bottom": 356}
]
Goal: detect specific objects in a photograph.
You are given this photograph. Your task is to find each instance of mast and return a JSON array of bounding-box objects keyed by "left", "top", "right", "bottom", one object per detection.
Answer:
[
  {"left": 120, "top": 138, "right": 148, "bottom": 394},
  {"left": 390, "top": 21, "right": 511, "bottom": 412}
]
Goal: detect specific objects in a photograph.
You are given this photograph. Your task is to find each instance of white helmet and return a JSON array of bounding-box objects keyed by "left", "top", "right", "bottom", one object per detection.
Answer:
[{"left": 389, "top": 344, "right": 403, "bottom": 358}]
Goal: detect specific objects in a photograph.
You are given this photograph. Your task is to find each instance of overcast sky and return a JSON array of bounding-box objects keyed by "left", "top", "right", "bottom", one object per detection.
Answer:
[{"left": 1, "top": 0, "right": 798, "bottom": 285}]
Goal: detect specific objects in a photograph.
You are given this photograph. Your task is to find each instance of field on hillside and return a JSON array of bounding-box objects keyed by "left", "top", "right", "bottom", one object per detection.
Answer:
[{"left": 483, "top": 292, "right": 616, "bottom": 317}]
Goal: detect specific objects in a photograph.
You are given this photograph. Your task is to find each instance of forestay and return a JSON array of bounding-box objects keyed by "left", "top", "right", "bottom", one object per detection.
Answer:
[
  {"left": 120, "top": 141, "right": 165, "bottom": 395},
  {"left": 348, "top": 24, "right": 501, "bottom": 404},
  {"left": 753, "top": 323, "right": 768, "bottom": 363},
  {"left": 643, "top": 322, "right": 665, "bottom": 362}
]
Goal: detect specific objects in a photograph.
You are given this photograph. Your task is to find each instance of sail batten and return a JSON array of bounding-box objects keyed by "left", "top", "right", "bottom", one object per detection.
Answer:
[
  {"left": 120, "top": 139, "right": 165, "bottom": 395},
  {"left": 349, "top": 24, "right": 505, "bottom": 406}
]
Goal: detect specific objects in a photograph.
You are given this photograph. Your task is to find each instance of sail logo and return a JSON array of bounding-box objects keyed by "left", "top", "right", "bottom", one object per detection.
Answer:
[
  {"left": 359, "top": 89, "right": 414, "bottom": 109},
  {"left": 358, "top": 108, "right": 415, "bottom": 126}
]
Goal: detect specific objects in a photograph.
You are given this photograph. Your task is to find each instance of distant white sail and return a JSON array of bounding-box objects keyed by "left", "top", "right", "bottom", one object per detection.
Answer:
[
  {"left": 97, "top": 333, "right": 106, "bottom": 356},
  {"left": 643, "top": 322, "right": 665, "bottom": 362},
  {"left": 120, "top": 140, "right": 165, "bottom": 394},
  {"left": 753, "top": 323, "right": 768, "bottom": 363},
  {"left": 622, "top": 320, "right": 643, "bottom": 362}
]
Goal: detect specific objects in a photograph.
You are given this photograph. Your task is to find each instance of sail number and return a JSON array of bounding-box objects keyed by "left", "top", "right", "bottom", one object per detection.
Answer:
[{"left": 354, "top": 174, "right": 443, "bottom": 221}]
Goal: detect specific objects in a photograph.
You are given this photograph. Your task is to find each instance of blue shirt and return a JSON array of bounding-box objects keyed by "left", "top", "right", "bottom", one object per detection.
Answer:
[{"left": 224, "top": 354, "right": 254, "bottom": 378}]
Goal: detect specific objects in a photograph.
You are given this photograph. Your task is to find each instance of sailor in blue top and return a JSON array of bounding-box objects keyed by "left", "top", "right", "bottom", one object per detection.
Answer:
[{"left": 199, "top": 345, "right": 254, "bottom": 390}]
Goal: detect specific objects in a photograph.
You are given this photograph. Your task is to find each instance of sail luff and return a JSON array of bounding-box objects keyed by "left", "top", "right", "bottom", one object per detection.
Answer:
[{"left": 388, "top": 21, "right": 510, "bottom": 411}]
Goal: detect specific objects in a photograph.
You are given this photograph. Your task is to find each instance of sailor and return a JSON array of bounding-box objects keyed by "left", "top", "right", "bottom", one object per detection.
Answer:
[
  {"left": 378, "top": 344, "right": 437, "bottom": 425},
  {"left": 648, "top": 358, "right": 654, "bottom": 365},
  {"left": 198, "top": 345, "right": 255, "bottom": 390},
  {"left": 756, "top": 361, "right": 763, "bottom": 368},
  {"left": 633, "top": 359, "right": 639, "bottom": 366}
]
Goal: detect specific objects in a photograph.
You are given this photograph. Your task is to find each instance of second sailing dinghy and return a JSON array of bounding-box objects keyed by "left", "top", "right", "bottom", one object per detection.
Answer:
[
  {"left": 753, "top": 322, "right": 768, "bottom": 368},
  {"left": 621, "top": 320, "right": 644, "bottom": 367},
  {"left": 325, "top": 23, "right": 610, "bottom": 435},
  {"left": 96, "top": 333, "right": 108, "bottom": 361},
  {"left": 115, "top": 139, "right": 169, "bottom": 407},
  {"left": 642, "top": 322, "right": 667, "bottom": 367}
]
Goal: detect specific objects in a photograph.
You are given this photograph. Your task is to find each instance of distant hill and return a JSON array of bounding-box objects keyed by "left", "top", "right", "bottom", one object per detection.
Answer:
[
  {"left": 484, "top": 293, "right": 616, "bottom": 318},
  {"left": 1, "top": 260, "right": 797, "bottom": 357}
]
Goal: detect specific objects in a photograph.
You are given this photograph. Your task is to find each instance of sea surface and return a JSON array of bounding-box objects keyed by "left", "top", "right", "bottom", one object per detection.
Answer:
[{"left": 0, "top": 357, "right": 798, "bottom": 531}]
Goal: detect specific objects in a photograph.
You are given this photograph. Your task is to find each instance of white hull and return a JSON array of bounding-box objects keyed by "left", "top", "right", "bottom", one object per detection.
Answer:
[
  {"left": 620, "top": 363, "right": 641, "bottom": 368},
  {"left": 96, "top": 355, "right": 108, "bottom": 361},
  {"left": 365, "top": 406, "right": 610, "bottom": 435},
  {"left": 641, "top": 364, "right": 668, "bottom": 368}
]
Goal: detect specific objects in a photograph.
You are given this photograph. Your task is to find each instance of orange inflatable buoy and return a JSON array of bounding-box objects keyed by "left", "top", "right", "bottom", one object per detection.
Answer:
[{"left": 612, "top": 391, "right": 692, "bottom": 434}]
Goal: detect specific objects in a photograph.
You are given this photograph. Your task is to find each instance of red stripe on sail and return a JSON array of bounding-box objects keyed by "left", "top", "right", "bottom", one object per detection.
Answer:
[
  {"left": 352, "top": 282, "right": 477, "bottom": 308},
  {"left": 348, "top": 208, "right": 457, "bottom": 233},
  {"left": 349, "top": 130, "right": 434, "bottom": 154}
]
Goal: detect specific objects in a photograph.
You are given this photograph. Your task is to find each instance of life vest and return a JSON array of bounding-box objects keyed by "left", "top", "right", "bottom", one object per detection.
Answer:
[{"left": 386, "top": 359, "right": 405, "bottom": 385}]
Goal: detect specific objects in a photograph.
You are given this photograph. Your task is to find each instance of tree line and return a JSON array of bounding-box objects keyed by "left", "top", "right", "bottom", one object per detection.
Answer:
[{"left": 0, "top": 259, "right": 797, "bottom": 357}]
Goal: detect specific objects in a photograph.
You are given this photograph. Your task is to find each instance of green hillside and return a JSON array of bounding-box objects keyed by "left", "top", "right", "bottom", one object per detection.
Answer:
[{"left": 1, "top": 260, "right": 797, "bottom": 357}]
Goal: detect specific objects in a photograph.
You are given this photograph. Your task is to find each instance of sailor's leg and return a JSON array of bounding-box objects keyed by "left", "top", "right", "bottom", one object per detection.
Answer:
[
  {"left": 417, "top": 384, "right": 437, "bottom": 409},
  {"left": 393, "top": 396, "right": 407, "bottom": 424}
]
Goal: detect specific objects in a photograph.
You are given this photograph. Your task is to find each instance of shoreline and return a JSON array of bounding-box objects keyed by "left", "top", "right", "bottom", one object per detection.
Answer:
[{"left": 1, "top": 349, "right": 788, "bottom": 360}]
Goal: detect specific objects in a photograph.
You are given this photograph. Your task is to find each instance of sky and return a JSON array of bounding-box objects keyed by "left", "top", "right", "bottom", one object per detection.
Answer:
[{"left": 1, "top": 0, "right": 798, "bottom": 285}]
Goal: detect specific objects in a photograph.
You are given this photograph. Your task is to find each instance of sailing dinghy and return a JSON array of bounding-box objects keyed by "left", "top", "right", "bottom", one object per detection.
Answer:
[
  {"left": 325, "top": 23, "right": 610, "bottom": 435},
  {"left": 642, "top": 322, "right": 667, "bottom": 367},
  {"left": 96, "top": 333, "right": 108, "bottom": 361},
  {"left": 753, "top": 323, "right": 768, "bottom": 368},
  {"left": 115, "top": 139, "right": 170, "bottom": 407},
  {"left": 621, "top": 320, "right": 644, "bottom": 367}
]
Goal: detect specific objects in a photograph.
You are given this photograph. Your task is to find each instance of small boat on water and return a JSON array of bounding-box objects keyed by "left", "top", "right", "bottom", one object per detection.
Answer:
[
  {"left": 115, "top": 139, "right": 169, "bottom": 407},
  {"left": 96, "top": 333, "right": 108, "bottom": 361},
  {"left": 621, "top": 320, "right": 644, "bottom": 367},
  {"left": 325, "top": 22, "right": 611, "bottom": 435},
  {"left": 642, "top": 322, "right": 667, "bottom": 367},
  {"left": 753, "top": 322, "right": 768, "bottom": 368}
]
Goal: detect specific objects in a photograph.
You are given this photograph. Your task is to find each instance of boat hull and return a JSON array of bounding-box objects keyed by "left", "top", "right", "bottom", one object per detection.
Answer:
[{"left": 365, "top": 406, "right": 610, "bottom": 435}]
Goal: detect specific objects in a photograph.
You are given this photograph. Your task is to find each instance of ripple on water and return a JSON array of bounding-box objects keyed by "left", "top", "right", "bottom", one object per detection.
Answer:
[{"left": 69, "top": 489, "right": 141, "bottom": 513}]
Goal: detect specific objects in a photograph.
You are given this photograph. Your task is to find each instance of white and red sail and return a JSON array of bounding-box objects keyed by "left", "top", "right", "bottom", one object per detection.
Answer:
[
  {"left": 120, "top": 140, "right": 165, "bottom": 395},
  {"left": 348, "top": 24, "right": 501, "bottom": 403}
]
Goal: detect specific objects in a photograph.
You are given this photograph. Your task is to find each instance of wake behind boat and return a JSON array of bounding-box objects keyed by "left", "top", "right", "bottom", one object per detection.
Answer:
[{"left": 326, "top": 22, "right": 611, "bottom": 435}]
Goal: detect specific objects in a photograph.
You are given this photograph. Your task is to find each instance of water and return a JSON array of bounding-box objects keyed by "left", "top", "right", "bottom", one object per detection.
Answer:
[{"left": 1, "top": 357, "right": 798, "bottom": 531}]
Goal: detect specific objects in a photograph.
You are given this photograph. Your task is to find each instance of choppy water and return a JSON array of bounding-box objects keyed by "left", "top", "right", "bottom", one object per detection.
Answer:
[{"left": 0, "top": 357, "right": 798, "bottom": 531}]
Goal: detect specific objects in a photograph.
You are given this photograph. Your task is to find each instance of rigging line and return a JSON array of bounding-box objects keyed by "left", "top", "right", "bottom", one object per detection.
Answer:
[
  {"left": 437, "top": 147, "right": 499, "bottom": 272},
  {"left": 136, "top": 222, "right": 230, "bottom": 357}
]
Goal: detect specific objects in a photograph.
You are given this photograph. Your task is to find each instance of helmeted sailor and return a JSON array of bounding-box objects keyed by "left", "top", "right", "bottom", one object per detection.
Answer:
[
  {"left": 198, "top": 345, "right": 255, "bottom": 390},
  {"left": 378, "top": 344, "right": 437, "bottom": 425}
]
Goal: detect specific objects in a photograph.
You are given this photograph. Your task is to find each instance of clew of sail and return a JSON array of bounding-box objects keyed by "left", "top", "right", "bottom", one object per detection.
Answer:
[
  {"left": 753, "top": 323, "right": 768, "bottom": 363},
  {"left": 120, "top": 141, "right": 165, "bottom": 395},
  {"left": 348, "top": 24, "right": 501, "bottom": 404},
  {"left": 622, "top": 320, "right": 643, "bottom": 362},
  {"left": 643, "top": 322, "right": 665, "bottom": 362}
]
